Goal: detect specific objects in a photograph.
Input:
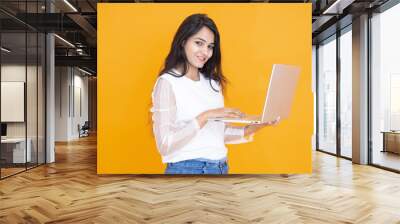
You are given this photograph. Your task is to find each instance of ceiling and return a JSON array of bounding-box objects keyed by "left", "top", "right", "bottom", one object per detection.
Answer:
[
  {"left": 0, "top": 0, "right": 393, "bottom": 75},
  {"left": 1, "top": 0, "right": 97, "bottom": 73}
]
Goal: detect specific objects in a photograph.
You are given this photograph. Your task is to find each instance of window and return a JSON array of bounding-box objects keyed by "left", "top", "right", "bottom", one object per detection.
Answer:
[
  {"left": 371, "top": 2, "right": 400, "bottom": 171},
  {"left": 317, "top": 36, "right": 337, "bottom": 154},
  {"left": 339, "top": 28, "right": 352, "bottom": 158}
]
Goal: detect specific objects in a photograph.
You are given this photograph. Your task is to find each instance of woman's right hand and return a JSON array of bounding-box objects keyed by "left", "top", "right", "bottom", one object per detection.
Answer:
[{"left": 196, "top": 108, "right": 244, "bottom": 128}]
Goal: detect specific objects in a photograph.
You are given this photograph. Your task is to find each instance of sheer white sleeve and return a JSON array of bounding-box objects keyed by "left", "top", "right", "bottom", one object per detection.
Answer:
[
  {"left": 150, "top": 78, "right": 200, "bottom": 156},
  {"left": 224, "top": 125, "right": 254, "bottom": 144}
]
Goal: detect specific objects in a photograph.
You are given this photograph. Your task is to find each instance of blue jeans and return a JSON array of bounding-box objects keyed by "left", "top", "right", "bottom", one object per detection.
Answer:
[{"left": 165, "top": 159, "right": 228, "bottom": 174}]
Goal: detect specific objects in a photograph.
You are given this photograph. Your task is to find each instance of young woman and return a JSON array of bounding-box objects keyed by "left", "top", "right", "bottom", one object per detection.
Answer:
[{"left": 151, "top": 14, "right": 279, "bottom": 174}]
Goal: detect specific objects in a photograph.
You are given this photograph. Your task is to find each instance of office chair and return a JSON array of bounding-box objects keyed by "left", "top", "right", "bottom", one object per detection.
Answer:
[{"left": 79, "top": 121, "right": 90, "bottom": 138}]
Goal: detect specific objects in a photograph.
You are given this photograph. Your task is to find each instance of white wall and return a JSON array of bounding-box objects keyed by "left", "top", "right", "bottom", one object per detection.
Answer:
[
  {"left": 55, "top": 67, "right": 69, "bottom": 141},
  {"left": 73, "top": 73, "right": 89, "bottom": 137},
  {"left": 55, "top": 67, "right": 89, "bottom": 141}
]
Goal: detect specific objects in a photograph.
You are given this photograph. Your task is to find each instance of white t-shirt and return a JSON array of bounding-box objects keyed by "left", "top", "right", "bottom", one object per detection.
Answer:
[{"left": 150, "top": 70, "right": 253, "bottom": 163}]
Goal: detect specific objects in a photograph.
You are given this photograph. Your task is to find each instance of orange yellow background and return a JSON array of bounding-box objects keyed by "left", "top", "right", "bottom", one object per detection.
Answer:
[{"left": 98, "top": 3, "right": 312, "bottom": 174}]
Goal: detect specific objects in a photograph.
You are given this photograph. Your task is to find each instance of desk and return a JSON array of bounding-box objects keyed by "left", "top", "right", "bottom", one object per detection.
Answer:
[
  {"left": 381, "top": 131, "right": 400, "bottom": 154},
  {"left": 1, "top": 138, "right": 31, "bottom": 163}
]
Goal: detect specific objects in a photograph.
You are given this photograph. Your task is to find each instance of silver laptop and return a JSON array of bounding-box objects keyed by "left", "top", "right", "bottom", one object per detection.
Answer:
[{"left": 208, "top": 64, "right": 300, "bottom": 124}]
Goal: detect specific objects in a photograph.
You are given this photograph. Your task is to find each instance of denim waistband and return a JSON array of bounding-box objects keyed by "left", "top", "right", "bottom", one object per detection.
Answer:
[
  {"left": 168, "top": 158, "right": 227, "bottom": 167},
  {"left": 194, "top": 157, "right": 227, "bottom": 163}
]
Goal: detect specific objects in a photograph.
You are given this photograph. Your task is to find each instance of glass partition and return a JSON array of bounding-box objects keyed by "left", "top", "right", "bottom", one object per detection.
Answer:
[
  {"left": 27, "top": 30, "right": 38, "bottom": 169},
  {"left": 38, "top": 32, "right": 45, "bottom": 165},
  {"left": 1, "top": 30, "right": 28, "bottom": 177},
  {"left": 317, "top": 35, "right": 337, "bottom": 154},
  {"left": 0, "top": 1, "right": 46, "bottom": 179}
]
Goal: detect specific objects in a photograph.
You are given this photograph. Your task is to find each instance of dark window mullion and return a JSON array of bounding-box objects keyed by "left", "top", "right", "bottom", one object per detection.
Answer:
[
  {"left": 25, "top": 0, "right": 28, "bottom": 171},
  {"left": 44, "top": 0, "right": 48, "bottom": 165},
  {"left": 316, "top": 45, "right": 320, "bottom": 151},
  {"left": 367, "top": 11, "right": 373, "bottom": 165},
  {"left": 336, "top": 30, "right": 341, "bottom": 157},
  {"left": 36, "top": 2, "right": 39, "bottom": 167}
]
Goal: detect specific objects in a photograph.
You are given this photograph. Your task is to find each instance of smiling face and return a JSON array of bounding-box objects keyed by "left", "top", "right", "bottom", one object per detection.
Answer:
[
  {"left": 160, "top": 14, "right": 226, "bottom": 91},
  {"left": 183, "top": 26, "right": 215, "bottom": 70}
]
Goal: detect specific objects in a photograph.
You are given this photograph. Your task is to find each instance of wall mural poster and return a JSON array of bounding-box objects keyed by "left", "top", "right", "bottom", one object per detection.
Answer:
[{"left": 98, "top": 3, "right": 312, "bottom": 174}]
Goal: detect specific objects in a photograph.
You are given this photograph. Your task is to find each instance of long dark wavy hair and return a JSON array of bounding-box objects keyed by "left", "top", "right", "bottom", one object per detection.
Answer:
[{"left": 159, "top": 13, "right": 227, "bottom": 92}]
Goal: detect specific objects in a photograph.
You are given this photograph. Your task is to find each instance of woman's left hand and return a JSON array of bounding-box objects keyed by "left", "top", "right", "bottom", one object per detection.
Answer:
[{"left": 244, "top": 117, "right": 280, "bottom": 136}]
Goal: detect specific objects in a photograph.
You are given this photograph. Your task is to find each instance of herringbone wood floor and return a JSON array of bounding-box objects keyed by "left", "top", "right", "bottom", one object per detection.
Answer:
[{"left": 1, "top": 134, "right": 400, "bottom": 224}]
